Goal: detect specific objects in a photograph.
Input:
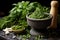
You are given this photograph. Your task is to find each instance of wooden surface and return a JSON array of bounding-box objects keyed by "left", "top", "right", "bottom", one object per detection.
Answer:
[{"left": 50, "top": 1, "right": 59, "bottom": 29}]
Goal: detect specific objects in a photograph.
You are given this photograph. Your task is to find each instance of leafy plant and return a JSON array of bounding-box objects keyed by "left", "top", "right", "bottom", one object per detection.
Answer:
[
  {"left": 29, "top": 6, "right": 50, "bottom": 19},
  {"left": 0, "top": 1, "right": 49, "bottom": 30},
  {"left": 0, "top": 1, "right": 30, "bottom": 30},
  {"left": 11, "top": 25, "right": 25, "bottom": 30}
]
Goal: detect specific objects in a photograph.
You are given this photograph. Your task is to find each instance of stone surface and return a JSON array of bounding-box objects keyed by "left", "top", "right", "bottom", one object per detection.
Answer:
[{"left": 0, "top": 29, "right": 60, "bottom": 40}]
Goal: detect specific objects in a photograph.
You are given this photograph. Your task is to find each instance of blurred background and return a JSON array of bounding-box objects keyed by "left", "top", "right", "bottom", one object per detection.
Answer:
[{"left": 0, "top": 0, "right": 60, "bottom": 17}]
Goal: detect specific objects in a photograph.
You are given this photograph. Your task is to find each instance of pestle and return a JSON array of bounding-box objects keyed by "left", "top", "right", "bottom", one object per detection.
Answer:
[{"left": 49, "top": 1, "right": 59, "bottom": 29}]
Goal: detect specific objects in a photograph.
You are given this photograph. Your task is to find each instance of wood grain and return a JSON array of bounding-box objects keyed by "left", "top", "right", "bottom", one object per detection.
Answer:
[{"left": 50, "top": 1, "right": 59, "bottom": 29}]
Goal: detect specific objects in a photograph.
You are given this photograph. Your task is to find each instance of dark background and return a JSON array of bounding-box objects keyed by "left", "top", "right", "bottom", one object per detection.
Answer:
[{"left": 0, "top": 0, "right": 60, "bottom": 17}]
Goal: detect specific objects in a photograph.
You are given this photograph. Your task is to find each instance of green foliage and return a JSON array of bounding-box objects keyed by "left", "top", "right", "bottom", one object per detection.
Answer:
[
  {"left": 0, "top": 1, "right": 49, "bottom": 30},
  {"left": 0, "top": 1, "right": 30, "bottom": 30},
  {"left": 29, "top": 6, "right": 49, "bottom": 19},
  {"left": 11, "top": 25, "right": 25, "bottom": 30}
]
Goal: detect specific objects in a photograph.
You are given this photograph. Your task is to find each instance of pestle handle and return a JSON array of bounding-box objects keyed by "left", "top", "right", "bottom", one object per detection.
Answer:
[
  {"left": 53, "top": 0, "right": 57, "bottom": 1},
  {"left": 50, "top": 1, "right": 59, "bottom": 29}
]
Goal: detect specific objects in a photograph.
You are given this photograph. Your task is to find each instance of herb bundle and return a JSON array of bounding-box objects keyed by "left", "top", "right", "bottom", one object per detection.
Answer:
[{"left": 0, "top": 1, "right": 49, "bottom": 30}]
